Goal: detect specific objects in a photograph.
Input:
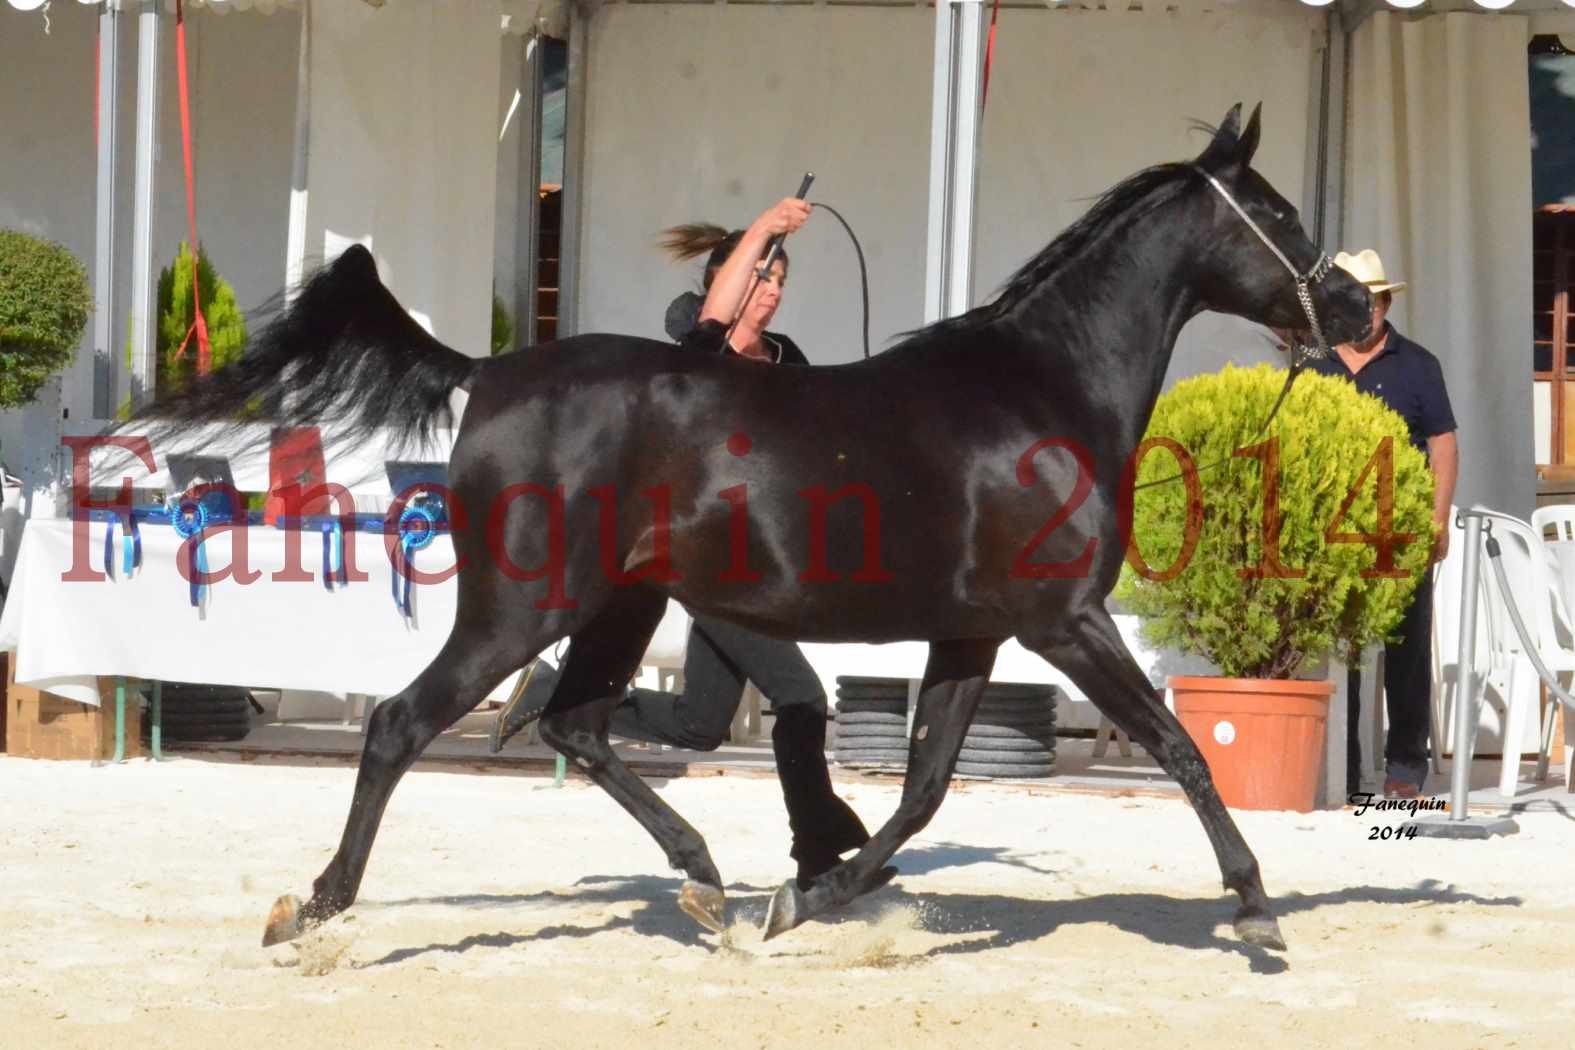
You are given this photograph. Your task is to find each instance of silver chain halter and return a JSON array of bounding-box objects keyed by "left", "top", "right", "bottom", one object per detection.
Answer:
[{"left": 1192, "top": 165, "right": 1335, "bottom": 368}]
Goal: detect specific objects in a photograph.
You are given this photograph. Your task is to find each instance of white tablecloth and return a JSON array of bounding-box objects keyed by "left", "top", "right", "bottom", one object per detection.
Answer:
[
  {"left": 0, "top": 513, "right": 1171, "bottom": 729},
  {"left": 0, "top": 516, "right": 520, "bottom": 708}
]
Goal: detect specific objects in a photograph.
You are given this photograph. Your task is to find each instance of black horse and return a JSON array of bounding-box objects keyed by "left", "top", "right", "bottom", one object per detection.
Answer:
[{"left": 139, "top": 104, "right": 1369, "bottom": 951}]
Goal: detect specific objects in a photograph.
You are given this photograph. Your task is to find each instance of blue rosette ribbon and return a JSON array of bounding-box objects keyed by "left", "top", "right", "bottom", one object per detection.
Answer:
[
  {"left": 102, "top": 514, "right": 143, "bottom": 579},
  {"left": 320, "top": 518, "right": 348, "bottom": 591},
  {"left": 170, "top": 499, "right": 210, "bottom": 608},
  {"left": 393, "top": 504, "right": 437, "bottom": 618}
]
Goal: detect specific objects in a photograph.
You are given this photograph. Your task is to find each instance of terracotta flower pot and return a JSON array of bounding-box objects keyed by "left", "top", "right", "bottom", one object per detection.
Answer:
[{"left": 1169, "top": 675, "right": 1335, "bottom": 812}]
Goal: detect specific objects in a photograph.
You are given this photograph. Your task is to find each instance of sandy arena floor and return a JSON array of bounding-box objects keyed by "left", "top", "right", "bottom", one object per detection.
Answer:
[{"left": 3, "top": 753, "right": 1573, "bottom": 1050}]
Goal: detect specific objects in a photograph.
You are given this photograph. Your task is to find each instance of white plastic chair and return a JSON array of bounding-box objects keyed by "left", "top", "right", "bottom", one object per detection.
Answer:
[
  {"left": 1528, "top": 504, "right": 1575, "bottom": 782},
  {"left": 641, "top": 599, "right": 692, "bottom": 695},
  {"left": 1456, "top": 509, "right": 1575, "bottom": 796}
]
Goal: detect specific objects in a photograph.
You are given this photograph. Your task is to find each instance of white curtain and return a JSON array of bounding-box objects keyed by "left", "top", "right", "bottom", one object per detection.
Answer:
[
  {"left": 293, "top": 0, "right": 500, "bottom": 357},
  {"left": 1345, "top": 10, "right": 1534, "bottom": 517}
]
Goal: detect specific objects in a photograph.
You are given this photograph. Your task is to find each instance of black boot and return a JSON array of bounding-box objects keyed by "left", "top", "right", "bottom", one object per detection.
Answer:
[
  {"left": 488, "top": 660, "right": 561, "bottom": 753},
  {"left": 772, "top": 705, "right": 871, "bottom": 889}
]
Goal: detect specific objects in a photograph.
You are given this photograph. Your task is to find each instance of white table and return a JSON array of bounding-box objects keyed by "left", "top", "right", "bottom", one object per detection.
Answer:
[{"left": 0, "top": 516, "right": 522, "bottom": 710}]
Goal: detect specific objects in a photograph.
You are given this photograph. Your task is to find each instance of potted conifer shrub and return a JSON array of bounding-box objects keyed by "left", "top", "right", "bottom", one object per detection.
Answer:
[
  {"left": 155, "top": 240, "right": 248, "bottom": 400},
  {"left": 1116, "top": 364, "right": 1435, "bottom": 811}
]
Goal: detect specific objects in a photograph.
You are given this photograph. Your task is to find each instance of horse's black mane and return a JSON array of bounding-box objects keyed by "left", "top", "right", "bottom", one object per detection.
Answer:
[{"left": 891, "top": 160, "right": 1198, "bottom": 349}]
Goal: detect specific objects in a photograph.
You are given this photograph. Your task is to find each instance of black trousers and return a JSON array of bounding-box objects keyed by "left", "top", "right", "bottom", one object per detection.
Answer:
[
  {"left": 612, "top": 613, "right": 827, "bottom": 750},
  {"left": 526, "top": 609, "right": 866, "bottom": 876},
  {"left": 1348, "top": 570, "right": 1434, "bottom": 792}
]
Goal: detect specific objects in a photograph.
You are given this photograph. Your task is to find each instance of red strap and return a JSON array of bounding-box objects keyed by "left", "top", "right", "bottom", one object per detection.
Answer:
[
  {"left": 172, "top": 0, "right": 212, "bottom": 375},
  {"left": 982, "top": 0, "right": 1001, "bottom": 111}
]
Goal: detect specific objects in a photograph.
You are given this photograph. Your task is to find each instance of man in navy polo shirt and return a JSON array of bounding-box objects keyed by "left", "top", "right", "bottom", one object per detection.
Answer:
[{"left": 1304, "top": 249, "right": 1459, "bottom": 800}]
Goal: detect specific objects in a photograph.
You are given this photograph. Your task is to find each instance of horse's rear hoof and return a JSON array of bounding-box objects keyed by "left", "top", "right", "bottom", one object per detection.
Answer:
[
  {"left": 262, "top": 894, "right": 306, "bottom": 947},
  {"left": 865, "top": 865, "right": 899, "bottom": 894},
  {"left": 1234, "top": 909, "right": 1287, "bottom": 951},
  {"left": 762, "top": 879, "right": 806, "bottom": 942},
  {"left": 677, "top": 880, "right": 726, "bottom": 934}
]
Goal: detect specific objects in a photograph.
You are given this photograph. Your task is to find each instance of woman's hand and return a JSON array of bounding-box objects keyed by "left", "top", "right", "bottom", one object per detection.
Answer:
[
  {"left": 698, "top": 197, "right": 811, "bottom": 331},
  {"left": 751, "top": 197, "right": 812, "bottom": 238}
]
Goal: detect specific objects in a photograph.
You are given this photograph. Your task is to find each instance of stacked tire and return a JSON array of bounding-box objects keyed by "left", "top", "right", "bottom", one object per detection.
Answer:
[
  {"left": 141, "top": 681, "right": 255, "bottom": 743},
  {"left": 957, "top": 683, "right": 1058, "bottom": 779},
  {"left": 832, "top": 677, "right": 911, "bottom": 770},
  {"left": 832, "top": 676, "right": 1058, "bottom": 779}
]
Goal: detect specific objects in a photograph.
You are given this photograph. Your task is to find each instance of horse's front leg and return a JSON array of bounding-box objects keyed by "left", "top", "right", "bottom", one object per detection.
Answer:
[
  {"left": 763, "top": 637, "right": 1001, "bottom": 939},
  {"left": 1027, "top": 607, "right": 1285, "bottom": 951}
]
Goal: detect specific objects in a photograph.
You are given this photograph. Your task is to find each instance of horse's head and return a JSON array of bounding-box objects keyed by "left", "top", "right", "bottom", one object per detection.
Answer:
[{"left": 1189, "top": 103, "right": 1371, "bottom": 351}]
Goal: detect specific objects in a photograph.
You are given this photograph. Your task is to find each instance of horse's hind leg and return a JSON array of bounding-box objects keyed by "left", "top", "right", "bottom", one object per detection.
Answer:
[
  {"left": 535, "top": 589, "right": 731, "bottom": 934},
  {"left": 1026, "top": 607, "right": 1285, "bottom": 951},
  {"left": 261, "top": 626, "right": 545, "bottom": 946},
  {"left": 764, "top": 637, "right": 1000, "bottom": 939}
]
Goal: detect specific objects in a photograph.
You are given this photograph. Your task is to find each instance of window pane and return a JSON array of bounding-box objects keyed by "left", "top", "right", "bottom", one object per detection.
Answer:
[
  {"left": 1537, "top": 311, "right": 1554, "bottom": 340},
  {"left": 1537, "top": 343, "right": 1553, "bottom": 373},
  {"left": 1536, "top": 250, "right": 1554, "bottom": 284}
]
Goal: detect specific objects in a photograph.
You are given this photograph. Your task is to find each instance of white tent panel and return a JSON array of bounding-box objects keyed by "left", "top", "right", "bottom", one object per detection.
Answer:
[
  {"left": 578, "top": 4, "right": 936, "bottom": 357},
  {"left": 1346, "top": 9, "right": 1535, "bottom": 515},
  {"left": 579, "top": 2, "right": 1326, "bottom": 375},
  {"left": 296, "top": 0, "right": 501, "bottom": 356},
  {"left": 976, "top": 3, "right": 1327, "bottom": 387}
]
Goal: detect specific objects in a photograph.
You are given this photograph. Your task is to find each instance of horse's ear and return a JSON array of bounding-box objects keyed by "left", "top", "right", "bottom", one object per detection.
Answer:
[
  {"left": 1218, "top": 103, "right": 1243, "bottom": 141},
  {"left": 1195, "top": 103, "right": 1244, "bottom": 172},
  {"left": 1238, "top": 102, "right": 1262, "bottom": 167}
]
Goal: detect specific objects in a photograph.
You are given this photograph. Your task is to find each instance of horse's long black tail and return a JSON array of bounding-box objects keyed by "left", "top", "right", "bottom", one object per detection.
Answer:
[{"left": 131, "top": 245, "right": 481, "bottom": 450}]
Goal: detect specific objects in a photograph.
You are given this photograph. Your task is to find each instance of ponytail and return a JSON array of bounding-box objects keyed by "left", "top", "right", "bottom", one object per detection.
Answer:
[
  {"left": 659, "top": 223, "right": 733, "bottom": 263},
  {"left": 660, "top": 218, "right": 788, "bottom": 291}
]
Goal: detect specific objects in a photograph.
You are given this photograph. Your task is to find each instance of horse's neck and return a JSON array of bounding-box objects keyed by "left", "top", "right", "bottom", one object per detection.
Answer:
[{"left": 1011, "top": 211, "right": 1202, "bottom": 448}]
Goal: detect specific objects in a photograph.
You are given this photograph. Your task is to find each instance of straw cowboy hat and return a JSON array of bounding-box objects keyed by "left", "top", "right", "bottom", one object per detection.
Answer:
[{"left": 1333, "top": 249, "right": 1407, "bottom": 294}]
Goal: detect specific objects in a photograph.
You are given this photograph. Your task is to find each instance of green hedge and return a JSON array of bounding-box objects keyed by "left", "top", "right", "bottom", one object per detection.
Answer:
[
  {"left": 1115, "top": 364, "right": 1436, "bottom": 679},
  {"left": 0, "top": 229, "right": 90, "bottom": 410}
]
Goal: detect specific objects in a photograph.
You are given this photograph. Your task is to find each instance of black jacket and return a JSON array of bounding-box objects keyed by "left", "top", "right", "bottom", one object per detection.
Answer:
[{"left": 664, "top": 291, "right": 809, "bottom": 365}]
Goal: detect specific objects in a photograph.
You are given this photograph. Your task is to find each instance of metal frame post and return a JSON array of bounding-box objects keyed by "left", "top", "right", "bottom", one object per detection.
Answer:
[
  {"left": 557, "top": 1, "right": 592, "bottom": 337},
  {"left": 514, "top": 31, "right": 545, "bottom": 347},
  {"left": 129, "top": 0, "right": 161, "bottom": 409},
  {"left": 93, "top": 1, "right": 122, "bottom": 420},
  {"left": 1408, "top": 508, "right": 1518, "bottom": 838},
  {"left": 924, "top": 0, "right": 987, "bottom": 324},
  {"left": 285, "top": 0, "right": 312, "bottom": 299},
  {"left": 1320, "top": 5, "right": 1350, "bottom": 254},
  {"left": 150, "top": 680, "right": 163, "bottom": 760},
  {"left": 1448, "top": 513, "right": 1484, "bottom": 818}
]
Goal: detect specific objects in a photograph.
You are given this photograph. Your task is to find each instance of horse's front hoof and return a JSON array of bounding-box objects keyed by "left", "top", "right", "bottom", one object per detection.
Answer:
[
  {"left": 677, "top": 880, "right": 727, "bottom": 934},
  {"left": 762, "top": 879, "right": 807, "bottom": 942},
  {"left": 1234, "top": 908, "right": 1287, "bottom": 951},
  {"left": 262, "top": 894, "right": 307, "bottom": 947}
]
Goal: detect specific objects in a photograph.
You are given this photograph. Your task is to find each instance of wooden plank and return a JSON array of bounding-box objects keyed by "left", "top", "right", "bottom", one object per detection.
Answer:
[{"left": 4, "top": 660, "right": 142, "bottom": 761}]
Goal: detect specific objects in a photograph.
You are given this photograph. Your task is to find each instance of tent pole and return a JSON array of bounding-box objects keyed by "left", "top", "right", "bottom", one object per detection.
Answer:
[
  {"left": 93, "top": 0, "right": 122, "bottom": 421},
  {"left": 924, "top": 0, "right": 986, "bottom": 325},
  {"left": 129, "top": 0, "right": 162, "bottom": 410}
]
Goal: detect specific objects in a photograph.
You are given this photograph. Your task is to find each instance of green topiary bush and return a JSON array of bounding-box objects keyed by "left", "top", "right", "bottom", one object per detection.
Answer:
[
  {"left": 156, "top": 241, "right": 247, "bottom": 399},
  {"left": 1115, "top": 364, "right": 1436, "bottom": 679},
  {"left": 0, "top": 229, "right": 91, "bottom": 410}
]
